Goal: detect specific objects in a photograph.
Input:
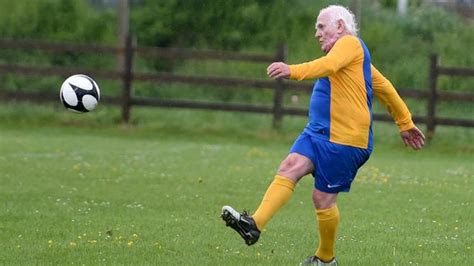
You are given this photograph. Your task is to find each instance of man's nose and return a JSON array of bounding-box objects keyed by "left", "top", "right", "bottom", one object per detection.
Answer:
[{"left": 315, "top": 30, "right": 321, "bottom": 38}]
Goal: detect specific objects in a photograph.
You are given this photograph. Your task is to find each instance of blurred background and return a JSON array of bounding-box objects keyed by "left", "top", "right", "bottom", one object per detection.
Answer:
[{"left": 0, "top": 0, "right": 472, "bottom": 136}]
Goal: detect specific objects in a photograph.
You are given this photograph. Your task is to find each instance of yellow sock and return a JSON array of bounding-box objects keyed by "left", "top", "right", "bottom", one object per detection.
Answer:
[
  {"left": 315, "top": 205, "right": 340, "bottom": 262},
  {"left": 252, "top": 175, "right": 295, "bottom": 230}
]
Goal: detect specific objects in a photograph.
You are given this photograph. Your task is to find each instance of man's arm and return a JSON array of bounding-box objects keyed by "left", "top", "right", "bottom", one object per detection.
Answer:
[
  {"left": 267, "top": 35, "right": 360, "bottom": 80},
  {"left": 372, "top": 65, "right": 425, "bottom": 150}
]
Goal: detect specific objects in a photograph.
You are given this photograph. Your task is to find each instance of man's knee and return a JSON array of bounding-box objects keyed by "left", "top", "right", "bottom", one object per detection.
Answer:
[
  {"left": 312, "top": 189, "right": 337, "bottom": 209},
  {"left": 278, "top": 156, "right": 297, "bottom": 172},
  {"left": 277, "top": 153, "right": 313, "bottom": 181}
]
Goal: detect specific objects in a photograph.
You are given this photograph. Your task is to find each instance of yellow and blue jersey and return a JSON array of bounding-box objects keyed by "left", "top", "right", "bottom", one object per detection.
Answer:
[{"left": 289, "top": 35, "right": 414, "bottom": 150}]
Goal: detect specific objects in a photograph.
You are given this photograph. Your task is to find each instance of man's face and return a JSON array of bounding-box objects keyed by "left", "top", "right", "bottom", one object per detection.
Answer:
[{"left": 315, "top": 11, "right": 340, "bottom": 53}]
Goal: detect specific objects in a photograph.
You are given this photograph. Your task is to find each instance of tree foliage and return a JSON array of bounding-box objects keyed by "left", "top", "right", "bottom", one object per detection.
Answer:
[
  {"left": 0, "top": 0, "right": 115, "bottom": 42},
  {"left": 130, "top": 0, "right": 328, "bottom": 50}
]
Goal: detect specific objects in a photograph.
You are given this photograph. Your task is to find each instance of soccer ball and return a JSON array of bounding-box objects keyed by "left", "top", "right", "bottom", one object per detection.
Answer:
[{"left": 60, "top": 74, "right": 100, "bottom": 112}]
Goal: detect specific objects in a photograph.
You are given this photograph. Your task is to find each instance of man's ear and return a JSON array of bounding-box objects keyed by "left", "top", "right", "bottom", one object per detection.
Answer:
[{"left": 337, "top": 19, "right": 345, "bottom": 33}]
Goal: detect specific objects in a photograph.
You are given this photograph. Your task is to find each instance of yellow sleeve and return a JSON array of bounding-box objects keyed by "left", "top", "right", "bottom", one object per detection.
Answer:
[
  {"left": 288, "top": 35, "right": 360, "bottom": 81},
  {"left": 371, "top": 65, "right": 415, "bottom": 132}
]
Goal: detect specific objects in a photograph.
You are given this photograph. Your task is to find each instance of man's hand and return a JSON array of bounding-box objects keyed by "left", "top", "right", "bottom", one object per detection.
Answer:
[
  {"left": 400, "top": 126, "right": 425, "bottom": 150},
  {"left": 267, "top": 62, "right": 290, "bottom": 79}
]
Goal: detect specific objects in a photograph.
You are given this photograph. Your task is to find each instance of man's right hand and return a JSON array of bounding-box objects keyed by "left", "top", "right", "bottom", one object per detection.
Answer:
[{"left": 267, "top": 62, "right": 290, "bottom": 79}]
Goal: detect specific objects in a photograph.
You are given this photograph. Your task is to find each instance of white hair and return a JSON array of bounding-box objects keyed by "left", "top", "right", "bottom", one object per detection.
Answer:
[{"left": 320, "top": 5, "right": 358, "bottom": 36}]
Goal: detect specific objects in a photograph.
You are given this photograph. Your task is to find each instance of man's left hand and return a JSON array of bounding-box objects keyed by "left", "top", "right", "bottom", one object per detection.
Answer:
[{"left": 400, "top": 126, "right": 425, "bottom": 150}]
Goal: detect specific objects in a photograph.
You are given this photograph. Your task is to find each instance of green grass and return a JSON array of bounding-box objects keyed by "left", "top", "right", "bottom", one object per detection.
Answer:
[{"left": 0, "top": 103, "right": 473, "bottom": 265}]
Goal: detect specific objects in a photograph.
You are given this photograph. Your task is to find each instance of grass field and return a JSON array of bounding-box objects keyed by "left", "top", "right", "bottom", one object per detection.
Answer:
[{"left": 0, "top": 103, "right": 472, "bottom": 265}]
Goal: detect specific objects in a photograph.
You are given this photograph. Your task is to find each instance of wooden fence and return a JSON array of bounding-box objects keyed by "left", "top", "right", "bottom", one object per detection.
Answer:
[{"left": 0, "top": 37, "right": 473, "bottom": 138}]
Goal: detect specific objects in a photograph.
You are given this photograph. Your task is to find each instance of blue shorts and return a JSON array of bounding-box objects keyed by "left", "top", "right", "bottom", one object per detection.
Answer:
[{"left": 290, "top": 132, "right": 371, "bottom": 193}]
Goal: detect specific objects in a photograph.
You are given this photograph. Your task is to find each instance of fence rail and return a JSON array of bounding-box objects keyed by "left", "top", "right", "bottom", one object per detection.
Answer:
[{"left": 0, "top": 38, "right": 473, "bottom": 137}]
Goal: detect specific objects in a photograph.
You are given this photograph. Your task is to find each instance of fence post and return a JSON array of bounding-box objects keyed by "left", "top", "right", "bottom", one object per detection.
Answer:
[
  {"left": 272, "top": 43, "right": 287, "bottom": 129},
  {"left": 121, "top": 34, "right": 134, "bottom": 123},
  {"left": 426, "top": 54, "right": 438, "bottom": 140}
]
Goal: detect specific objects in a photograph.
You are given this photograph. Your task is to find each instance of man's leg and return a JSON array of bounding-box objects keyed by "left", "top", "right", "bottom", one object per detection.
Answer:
[
  {"left": 221, "top": 153, "right": 313, "bottom": 245},
  {"left": 313, "top": 188, "right": 339, "bottom": 262},
  {"left": 252, "top": 153, "right": 313, "bottom": 230},
  {"left": 251, "top": 175, "right": 295, "bottom": 230},
  {"left": 222, "top": 174, "right": 295, "bottom": 246}
]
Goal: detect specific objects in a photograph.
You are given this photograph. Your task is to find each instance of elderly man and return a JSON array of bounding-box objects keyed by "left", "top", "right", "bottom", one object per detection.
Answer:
[{"left": 221, "top": 5, "right": 425, "bottom": 265}]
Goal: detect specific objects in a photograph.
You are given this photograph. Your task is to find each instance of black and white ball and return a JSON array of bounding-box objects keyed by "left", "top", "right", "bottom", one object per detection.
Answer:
[{"left": 60, "top": 74, "right": 100, "bottom": 113}]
